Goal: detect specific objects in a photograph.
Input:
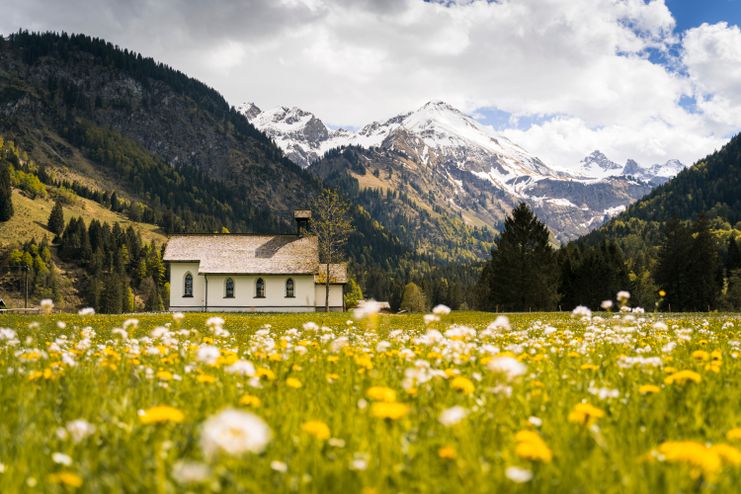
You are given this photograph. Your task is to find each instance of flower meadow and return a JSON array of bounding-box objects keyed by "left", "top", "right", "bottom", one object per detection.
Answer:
[{"left": 1, "top": 303, "right": 741, "bottom": 493}]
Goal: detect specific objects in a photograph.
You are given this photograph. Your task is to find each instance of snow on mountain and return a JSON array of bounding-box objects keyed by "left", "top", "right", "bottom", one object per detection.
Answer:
[
  {"left": 241, "top": 100, "right": 680, "bottom": 242},
  {"left": 563, "top": 150, "right": 686, "bottom": 185}
]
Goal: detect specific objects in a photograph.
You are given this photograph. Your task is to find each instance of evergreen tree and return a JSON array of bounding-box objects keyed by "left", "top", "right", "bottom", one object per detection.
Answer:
[
  {"left": 400, "top": 282, "right": 427, "bottom": 312},
  {"left": 654, "top": 218, "right": 693, "bottom": 311},
  {"left": 686, "top": 215, "right": 721, "bottom": 311},
  {"left": 47, "top": 199, "right": 65, "bottom": 235},
  {"left": 479, "top": 203, "right": 559, "bottom": 311},
  {"left": 0, "top": 161, "right": 13, "bottom": 221}
]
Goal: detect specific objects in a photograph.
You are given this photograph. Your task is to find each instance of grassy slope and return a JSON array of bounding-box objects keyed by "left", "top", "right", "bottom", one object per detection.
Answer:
[{"left": 0, "top": 189, "right": 166, "bottom": 249}]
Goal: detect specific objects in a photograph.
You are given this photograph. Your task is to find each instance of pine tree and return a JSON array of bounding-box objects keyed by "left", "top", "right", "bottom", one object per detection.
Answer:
[
  {"left": 654, "top": 218, "right": 693, "bottom": 311},
  {"left": 479, "top": 203, "right": 559, "bottom": 311},
  {"left": 48, "top": 199, "right": 65, "bottom": 236},
  {"left": 0, "top": 161, "right": 13, "bottom": 221},
  {"left": 686, "top": 215, "right": 721, "bottom": 311}
]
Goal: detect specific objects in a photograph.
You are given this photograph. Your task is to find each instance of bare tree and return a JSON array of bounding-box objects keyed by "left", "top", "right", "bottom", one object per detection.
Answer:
[{"left": 310, "top": 188, "right": 352, "bottom": 312}]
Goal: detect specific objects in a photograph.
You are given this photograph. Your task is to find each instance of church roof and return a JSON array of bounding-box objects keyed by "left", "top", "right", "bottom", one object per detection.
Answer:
[
  {"left": 313, "top": 263, "right": 349, "bottom": 284},
  {"left": 163, "top": 235, "right": 320, "bottom": 275}
]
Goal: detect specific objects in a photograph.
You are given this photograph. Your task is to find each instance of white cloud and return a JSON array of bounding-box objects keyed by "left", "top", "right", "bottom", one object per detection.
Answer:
[{"left": 1, "top": 0, "right": 739, "bottom": 169}]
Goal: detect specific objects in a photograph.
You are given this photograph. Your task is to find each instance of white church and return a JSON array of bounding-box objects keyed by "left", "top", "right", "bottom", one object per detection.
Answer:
[{"left": 163, "top": 210, "right": 347, "bottom": 312}]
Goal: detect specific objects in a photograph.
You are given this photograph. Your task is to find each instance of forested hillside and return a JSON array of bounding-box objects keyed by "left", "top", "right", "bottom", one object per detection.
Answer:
[{"left": 577, "top": 133, "right": 741, "bottom": 309}]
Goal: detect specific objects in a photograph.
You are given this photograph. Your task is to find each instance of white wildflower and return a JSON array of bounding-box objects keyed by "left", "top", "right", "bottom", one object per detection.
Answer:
[
  {"left": 270, "top": 461, "right": 288, "bottom": 473},
  {"left": 40, "top": 299, "right": 54, "bottom": 314},
  {"left": 196, "top": 345, "right": 220, "bottom": 365},
  {"left": 352, "top": 300, "right": 381, "bottom": 320},
  {"left": 600, "top": 300, "right": 613, "bottom": 310},
  {"left": 226, "top": 360, "right": 256, "bottom": 376},
  {"left": 172, "top": 460, "right": 210, "bottom": 485},
  {"left": 438, "top": 406, "right": 468, "bottom": 427},
  {"left": 200, "top": 409, "right": 272, "bottom": 459},
  {"left": 432, "top": 304, "right": 451, "bottom": 316},
  {"left": 51, "top": 453, "right": 72, "bottom": 466},
  {"left": 487, "top": 356, "right": 526, "bottom": 380},
  {"left": 78, "top": 307, "right": 95, "bottom": 316},
  {"left": 505, "top": 466, "right": 533, "bottom": 483}
]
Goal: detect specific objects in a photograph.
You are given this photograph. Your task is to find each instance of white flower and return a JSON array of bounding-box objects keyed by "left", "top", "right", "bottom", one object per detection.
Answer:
[
  {"left": 65, "top": 419, "right": 96, "bottom": 443},
  {"left": 206, "top": 317, "right": 225, "bottom": 329},
  {"left": 353, "top": 300, "right": 381, "bottom": 320},
  {"left": 487, "top": 356, "right": 526, "bottom": 380},
  {"left": 349, "top": 453, "right": 369, "bottom": 471},
  {"left": 617, "top": 291, "right": 631, "bottom": 302},
  {"left": 56, "top": 321, "right": 66, "bottom": 329},
  {"left": 600, "top": 300, "right": 613, "bottom": 310},
  {"left": 200, "top": 409, "right": 272, "bottom": 459},
  {"left": 270, "top": 460, "right": 288, "bottom": 473},
  {"left": 197, "top": 345, "right": 220, "bottom": 365},
  {"left": 423, "top": 314, "right": 440, "bottom": 325},
  {"left": 123, "top": 319, "right": 139, "bottom": 330},
  {"left": 432, "top": 304, "right": 451, "bottom": 316},
  {"left": 52, "top": 452, "right": 72, "bottom": 466},
  {"left": 486, "top": 316, "right": 511, "bottom": 332},
  {"left": 40, "top": 299, "right": 54, "bottom": 314},
  {"left": 302, "top": 322, "right": 319, "bottom": 332},
  {"left": 438, "top": 406, "right": 468, "bottom": 427},
  {"left": 172, "top": 312, "right": 185, "bottom": 322},
  {"left": 572, "top": 306, "right": 592, "bottom": 320},
  {"left": 528, "top": 416, "right": 543, "bottom": 427},
  {"left": 226, "top": 360, "right": 256, "bottom": 376},
  {"left": 172, "top": 460, "right": 210, "bottom": 485},
  {"left": 505, "top": 466, "right": 533, "bottom": 483},
  {"left": 78, "top": 307, "right": 95, "bottom": 316}
]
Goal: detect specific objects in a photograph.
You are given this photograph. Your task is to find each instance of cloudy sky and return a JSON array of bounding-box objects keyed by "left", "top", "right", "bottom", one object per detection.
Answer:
[{"left": 3, "top": 0, "right": 740, "bottom": 168}]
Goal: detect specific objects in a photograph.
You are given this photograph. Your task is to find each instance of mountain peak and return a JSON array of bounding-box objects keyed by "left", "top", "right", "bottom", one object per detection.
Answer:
[{"left": 238, "top": 102, "right": 262, "bottom": 120}]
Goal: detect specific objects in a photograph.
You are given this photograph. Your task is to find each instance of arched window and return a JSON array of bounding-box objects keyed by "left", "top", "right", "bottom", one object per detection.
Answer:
[
  {"left": 255, "top": 278, "right": 265, "bottom": 298},
  {"left": 286, "top": 278, "right": 295, "bottom": 298},
  {"left": 184, "top": 272, "right": 193, "bottom": 297},
  {"left": 225, "top": 277, "right": 234, "bottom": 298}
]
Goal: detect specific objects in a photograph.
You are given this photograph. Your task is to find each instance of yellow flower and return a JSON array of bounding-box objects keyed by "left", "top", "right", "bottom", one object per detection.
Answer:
[
  {"left": 370, "top": 402, "right": 410, "bottom": 420},
  {"left": 355, "top": 354, "right": 374, "bottom": 370},
  {"left": 639, "top": 384, "right": 661, "bottom": 395},
  {"left": 658, "top": 290, "right": 666, "bottom": 297},
  {"left": 286, "top": 377, "right": 302, "bottom": 389},
  {"left": 256, "top": 367, "right": 276, "bottom": 380},
  {"left": 691, "top": 350, "right": 709, "bottom": 361},
  {"left": 655, "top": 441, "right": 722, "bottom": 480},
  {"left": 438, "top": 445, "right": 457, "bottom": 460},
  {"left": 726, "top": 428, "right": 741, "bottom": 441},
  {"left": 568, "top": 403, "right": 605, "bottom": 426},
  {"left": 664, "top": 370, "right": 701, "bottom": 385},
  {"left": 239, "top": 394, "right": 262, "bottom": 408},
  {"left": 514, "top": 430, "right": 553, "bottom": 463},
  {"left": 302, "top": 420, "right": 331, "bottom": 440},
  {"left": 138, "top": 405, "right": 185, "bottom": 425},
  {"left": 156, "top": 370, "right": 173, "bottom": 381},
  {"left": 580, "top": 363, "right": 599, "bottom": 371},
  {"left": 366, "top": 386, "right": 397, "bottom": 402},
  {"left": 711, "top": 444, "right": 741, "bottom": 466},
  {"left": 450, "top": 376, "right": 475, "bottom": 394},
  {"left": 196, "top": 374, "right": 217, "bottom": 384},
  {"left": 48, "top": 471, "right": 83, "bottom": 488}
]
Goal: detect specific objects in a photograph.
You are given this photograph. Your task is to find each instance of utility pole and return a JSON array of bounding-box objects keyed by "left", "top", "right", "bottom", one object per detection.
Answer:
[{"left": 24, "top": 266, "right": 28, "bottom": 309}]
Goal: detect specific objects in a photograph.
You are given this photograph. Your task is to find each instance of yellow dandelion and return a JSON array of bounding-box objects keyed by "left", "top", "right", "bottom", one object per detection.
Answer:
[
  {"left": 256, "top": 367, "right": 276, "bottom": 380},
  {"left": 450, "top": 376, "right": 475, "bottom": 394},
  {"left": 691, "top": 350, "right": 709, "bottom": 361},
  {"left": 580, "top": 363, "right": 599, "bottom": 371},
  {"left": 655, "top": 441, "right": 722, "bottom": 480},
  {"left": 568, "top": 403, "right": 605, "bottom": 427},
  {"left": 196, "top": 374, "right": 217, "bottom": 384},
  {"left": 370, "top": 402, "right": 410, "bottom": 420},
  {"left": 658, "top": 290, "right": 666, "bottom": 297},
  {"left": 639, "top": 384, "right": 661, "bottom": 395},
  {"left": 286, "top": 377, "right": 302, "bottom": 389},
  {"left": 239, "top": 394, "right": 262, "bottom": 408},
  {"left": 48, "top": 472, "right": 83, "bottom": 488},
  {"left": 156, "top": 370, "right": 173, "bottom": 381},
  {"left": 138, "top": 405, "right": 185, "bottom": 425},
  {"left": 302, "top": 420, "right": 331, "bottom": 441},
  {"left": 664, "top": 370, "right": 701, "bottom": 385},
  {"left": 438, "top": 445, "right": 457, "bottom": 460},
  {"left": 366, "top": 386, "right": 397, "bottom": 403},
  {"left": 514, "top": 430, "right": 553, "bottom": 463},
  {"left": 711, "top": 444, "right": 741, "bottom": 466},
  {"left": 726, "top": 428, "right": 741, "bottom": 441}
]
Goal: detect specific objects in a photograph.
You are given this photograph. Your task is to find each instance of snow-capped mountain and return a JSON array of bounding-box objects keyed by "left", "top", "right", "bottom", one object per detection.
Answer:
[
  {"left": 242, "top": 100, "right": 678, "bottom": 243},
  {"left": 565, "top": 150, "right": 686, "bottom": 185}
]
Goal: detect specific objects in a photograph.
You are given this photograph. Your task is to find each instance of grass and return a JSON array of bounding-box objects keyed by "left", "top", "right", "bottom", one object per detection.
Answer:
[
  {"left": 0, "top": 309, "right": 740, "bottom": 493},
  {"left": 0, "top": 189, "right": 166, "bottom": 249}
]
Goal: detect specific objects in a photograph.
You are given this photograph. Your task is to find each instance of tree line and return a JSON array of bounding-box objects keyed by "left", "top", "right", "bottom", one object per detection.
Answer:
[{"left": 477, "top": 202, "right": 741, "bottom": 312}]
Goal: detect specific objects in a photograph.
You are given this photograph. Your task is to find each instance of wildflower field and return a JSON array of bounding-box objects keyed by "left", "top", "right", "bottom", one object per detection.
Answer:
[{"left": 1, "top": 306, "right": 741, "bottom": 493}]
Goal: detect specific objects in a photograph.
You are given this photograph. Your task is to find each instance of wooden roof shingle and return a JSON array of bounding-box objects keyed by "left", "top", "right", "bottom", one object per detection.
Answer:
[{"left": 163, "top": 235, "right": 320, "bottom": 275}]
